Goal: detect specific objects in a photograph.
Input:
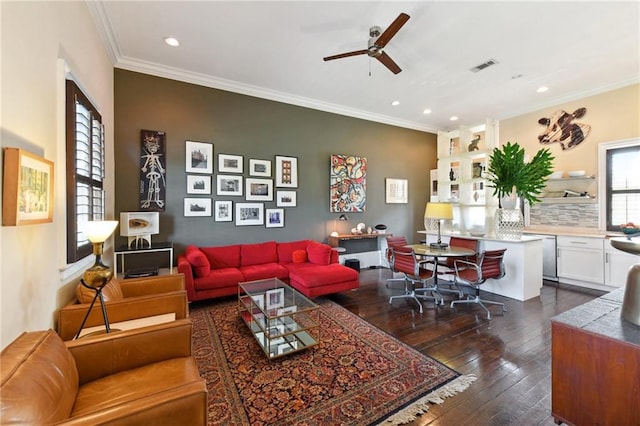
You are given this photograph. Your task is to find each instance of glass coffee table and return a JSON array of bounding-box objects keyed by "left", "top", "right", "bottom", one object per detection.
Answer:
[{"left": 238, "top": 278, "right": 320, "bottom": 359}]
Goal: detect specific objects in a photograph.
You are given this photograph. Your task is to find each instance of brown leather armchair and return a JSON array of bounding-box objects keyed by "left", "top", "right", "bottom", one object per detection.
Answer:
[
  {"left": 57, "top": 273, "right": 188, "bottom": 341},
  {"left": 0, "top": 319, "right": 207, "bottom": 425}
]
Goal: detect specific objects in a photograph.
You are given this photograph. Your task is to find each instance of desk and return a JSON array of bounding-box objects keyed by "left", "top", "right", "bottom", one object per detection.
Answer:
[{"left": 113, "top": 242, "right": 173, "bottom": 278}]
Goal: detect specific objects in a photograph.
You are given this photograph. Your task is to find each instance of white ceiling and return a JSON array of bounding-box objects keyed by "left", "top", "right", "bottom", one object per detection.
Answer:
[{"left": 88, "top": 1, "right": 640, "bottom": 132}]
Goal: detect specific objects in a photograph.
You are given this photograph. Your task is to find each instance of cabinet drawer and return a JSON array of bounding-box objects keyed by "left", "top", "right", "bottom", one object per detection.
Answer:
[{"left": 557, "top": 235, "right": 603, "bottom": 250}]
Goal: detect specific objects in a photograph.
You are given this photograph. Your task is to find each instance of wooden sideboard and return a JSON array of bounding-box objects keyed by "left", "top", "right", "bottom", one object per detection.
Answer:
[{"left": 550, "top": 287, "right": 640, "bottom": 425}]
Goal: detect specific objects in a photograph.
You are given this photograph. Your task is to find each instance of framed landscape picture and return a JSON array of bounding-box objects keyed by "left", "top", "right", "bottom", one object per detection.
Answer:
[
  {"left": 218, "top": 154, "right": 243, "bottom": 173},
  {"left": 185, "top": 141, "right": 213, "bottom": 174},
  {"left": 276, "top": 190, "right": 296, "bottom": 207},
  {"left": 246, "top": 178, "right": 273, "bottom": 201},
  {"left": 216, "top": 175, "right": 243, "bottom": 196},
  {"left": 249, "top": 159, "right": 271, "bottom": 177},
  {"left": 184, "top": 197, "right": 212, "bottom": 217},
  {"left": 186, "top": 175, "right": 211, "bottom": 195},
  {"left": 2, "top": 148, "right": 54, "bottom": 226},
  {"left": 235, "top": 202, "right": 264, "bottom": 226}
]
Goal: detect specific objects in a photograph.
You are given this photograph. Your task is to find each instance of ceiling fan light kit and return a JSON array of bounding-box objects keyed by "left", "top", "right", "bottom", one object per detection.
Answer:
[{"left": 323, "top": 13, "right": 410, "bottom": 74}]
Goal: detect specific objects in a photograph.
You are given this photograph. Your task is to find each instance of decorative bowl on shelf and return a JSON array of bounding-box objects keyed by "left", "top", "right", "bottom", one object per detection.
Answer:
[
  {"left": 568, "top": 170, "right": 586, "bottom": 177},
  {"left": 548, "top": 171, "right": 564, "bottom": 179}
]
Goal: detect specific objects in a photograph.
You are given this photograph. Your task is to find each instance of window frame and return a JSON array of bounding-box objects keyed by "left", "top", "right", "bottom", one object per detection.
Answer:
[
  {"left": 65, "top": 80, "right": 106, "bottom": 263},
  {"left": 598, "top": 138, "right": 640, "bottom": 231}
]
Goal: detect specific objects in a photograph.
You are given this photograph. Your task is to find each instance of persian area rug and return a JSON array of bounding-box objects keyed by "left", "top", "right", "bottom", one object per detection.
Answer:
[{"left": 190, "top": 298, "right": 475, "bottom": 426}]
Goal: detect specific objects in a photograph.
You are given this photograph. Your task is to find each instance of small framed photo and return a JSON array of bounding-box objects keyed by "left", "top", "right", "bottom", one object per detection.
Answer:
[
  {"left": 245, "top": 178, "right": 273, "bottom": 201},
  {"left": 266, "top": 208, "right": 284, "bottom": 228},
  {"left": 249, "top": 159, "right": 271, "bottom": 177},
  {"left": 275, "top": 155, "right": 298, "bottom": 188},
  {"left": 385, "top": 178, "right": 408, "bottom": 204},
  {"left": 216, "top": 175, "right": 243, "bottom": 196},
  {"left": 186, "top": 175, "right": 211, "bottom": 194},
  {"left": 185, "top": 141, "right": 213, "bottom": 174},
  {"left": 276, "top": 190, "right": 296, "bottom": 207},
  {"left": 214, "top": 200, "right": 233, "bottom": 222},
  {"left": 184, "top": 198, "right": 212, "bottom": 217},
  {"left": 218, "top": 154, "right": 243, "bottom": 173},
  {"left": 235, "top": 203, "right": 264, "bottom": 226},
  {"left": 265, "top": 288, "right": 285, "bottom": 310},
  {"left": 266, "top": 323, "right": 285, "bottom": 338}
]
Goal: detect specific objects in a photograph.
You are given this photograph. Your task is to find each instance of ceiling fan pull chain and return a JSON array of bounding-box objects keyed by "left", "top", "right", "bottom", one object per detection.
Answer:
[{"left": 369, "top": 57, "right": 372, "bottom": 77}]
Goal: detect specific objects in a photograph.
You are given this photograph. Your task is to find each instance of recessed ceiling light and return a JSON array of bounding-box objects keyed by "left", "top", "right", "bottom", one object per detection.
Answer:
[
  {"left": 164, "top": 37, "right": 180, "bottom": 47},
  {"left": 391, "top": 100, "right": 400, "bottom": 106},
  {"left": 536, "top": 86, "right": 549, "bottom": 93},
  {"left": 450, "top": 116, "right": 459, "bottom": 121},
  {"left": 423, "top": 109, "right": 432, "bottom": 115}
]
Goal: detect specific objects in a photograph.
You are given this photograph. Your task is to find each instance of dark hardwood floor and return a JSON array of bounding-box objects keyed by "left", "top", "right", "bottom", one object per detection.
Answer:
[{"left": 327, "top": 267, "right": 606, "bottom": 426}]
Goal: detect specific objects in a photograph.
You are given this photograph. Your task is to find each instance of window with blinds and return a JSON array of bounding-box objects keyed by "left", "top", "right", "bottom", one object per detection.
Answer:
[
  {"left": 66, "top": 80, "right": 105, "bottom": 263},
  {"left": 606, "top": 144, "right": 640, "bottom": 231}
]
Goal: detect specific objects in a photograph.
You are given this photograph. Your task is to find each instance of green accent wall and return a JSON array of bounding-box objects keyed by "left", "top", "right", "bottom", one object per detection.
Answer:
[{"left": 114, "top": 69, "right": 437, "bottom": 256}]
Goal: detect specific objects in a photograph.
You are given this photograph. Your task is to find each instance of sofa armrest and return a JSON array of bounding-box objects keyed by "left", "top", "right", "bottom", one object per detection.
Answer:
[
  {"left": 177, "top": 255, "right": 197, "bottom": 301},
  {"left": 120, "top": 273, "right": 185, "bottom": 297},
  {"left": 57, "top": 291, "right": 188, "bottom": 341},
  {"left": 66, "top": 319, "right": 193, "bottom": 385}
]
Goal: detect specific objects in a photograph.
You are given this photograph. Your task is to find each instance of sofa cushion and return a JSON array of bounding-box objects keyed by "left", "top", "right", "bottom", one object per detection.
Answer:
[
  {"left": 307, "top": 242, "right": 332, "bottom": 265},
  {"left": 292, "top": 249, "right": 308, "bottom": 263},
  {"left": 239, "top": 263, "right": 289, "bottom": 282},
  {"left": 185, "top": 245, "right": 210, "bottom": 278},
  {"left": 240, "top": 241, "right": 277, "bottom": 267},
  {"left": 76, "top": 279, "right": 123, "bottom": 304},
  {"left": 276, "top": 240, "right": 310, "bottom": 264},
  {"left": 0, "top": 331, "right": 78, "bottom": 424},
  {"left": 194, "top": 268, "right": 245, "bottom": 291},
  {"left": 201, "top": 245, "right": 241, "bottom": 269},
  {"left": 286, "top": 263, "right": 358, "bottom": 288}
]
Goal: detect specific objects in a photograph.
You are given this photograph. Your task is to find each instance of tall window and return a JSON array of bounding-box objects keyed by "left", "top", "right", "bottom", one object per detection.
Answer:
[
  {"left": 606, "top": 145, "right": 640, "bottom": 231},
  {"left": 66, "top": 80, "right": 106, "bottom": 263}
]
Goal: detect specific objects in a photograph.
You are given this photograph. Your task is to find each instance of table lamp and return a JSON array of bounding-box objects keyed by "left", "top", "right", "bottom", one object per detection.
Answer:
[
  {"left": 330, "top": 214, "right": 349, "bottom": 237},
  {"left": 74, "top": 220, "right": 119, "bottom": 339},
  {"left": 425, "top": 203, "right": 453, "bottom": 249}
]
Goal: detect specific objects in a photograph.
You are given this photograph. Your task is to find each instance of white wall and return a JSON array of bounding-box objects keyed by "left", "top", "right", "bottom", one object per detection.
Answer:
[{"left": 1, "top": 1, "right": 114, "bottom": 348}]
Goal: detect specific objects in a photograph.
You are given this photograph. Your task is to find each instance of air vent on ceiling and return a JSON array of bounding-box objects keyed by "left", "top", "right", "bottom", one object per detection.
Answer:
[{"left": 470, "top": 59, "right": 499, "bottom": 73}]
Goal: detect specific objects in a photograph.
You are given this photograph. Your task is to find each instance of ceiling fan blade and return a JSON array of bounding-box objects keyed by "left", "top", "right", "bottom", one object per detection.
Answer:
[
  {"left": 376, "top": 51, "right": 402, "bottom": 74},
  {"left": 323, "top": 50, "right": 368, "bottom": 61},
  {"left": 376, "top": 13, "right": 410, "bottom": 48}
]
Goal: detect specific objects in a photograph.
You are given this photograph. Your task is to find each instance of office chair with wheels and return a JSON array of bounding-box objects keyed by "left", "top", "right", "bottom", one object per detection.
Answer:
[
  {"left": 389, "top": 246, "right": 442, "bottom": 313},
  {"left": 385, "top": 235, "right": 408, "bottom": 288},
  {"left": 450, "top": 248, "right": 507, "bottom": 319},
  {"left": 435, "top": 237, "right": 479, "bottom": 298}
]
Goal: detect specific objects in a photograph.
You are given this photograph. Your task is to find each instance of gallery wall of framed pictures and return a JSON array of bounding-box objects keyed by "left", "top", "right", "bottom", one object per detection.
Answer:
[{"left": 183, "top": 140, "right": 298, "bottom": 229}]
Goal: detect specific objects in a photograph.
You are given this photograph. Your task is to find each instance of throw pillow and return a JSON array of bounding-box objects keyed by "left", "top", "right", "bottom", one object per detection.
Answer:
[
  {"left": 185, "top": 245, "right": 210, "bottom": 278},
  {"left": 292, "top": 249, "right": 308, "bottom": 263},
  {"left": 76, "top": 278, "right": 124, "bottom": 304},
  {"left": 307, "top": 242, "right": 332, "bottom": 265}
]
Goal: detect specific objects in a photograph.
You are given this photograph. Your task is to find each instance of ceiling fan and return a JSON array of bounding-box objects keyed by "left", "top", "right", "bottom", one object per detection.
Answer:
[{"left": 323, "top": 13, "right": 410, "bottom": 74}]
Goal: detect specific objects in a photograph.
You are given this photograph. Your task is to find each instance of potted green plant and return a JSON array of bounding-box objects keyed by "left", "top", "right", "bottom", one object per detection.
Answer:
[{"left": 485, "top": 141, "right": 555, "bottom": 208}]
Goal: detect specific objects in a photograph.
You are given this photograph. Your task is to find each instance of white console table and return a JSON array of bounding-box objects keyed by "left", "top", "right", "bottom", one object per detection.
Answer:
[{"left": 113, "top": 242, "right": 173, "bottom": 278}]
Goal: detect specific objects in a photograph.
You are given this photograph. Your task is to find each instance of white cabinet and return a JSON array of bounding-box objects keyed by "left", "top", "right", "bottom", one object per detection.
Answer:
[
  {"left": 605, "top": 247, "right": 639, "bottom": 287},
  {"left": 435, "top": 119, "right": 499, "bottom": 234},
  {"left": 557, "top": 236, "right": 604, "bottom": 285}
]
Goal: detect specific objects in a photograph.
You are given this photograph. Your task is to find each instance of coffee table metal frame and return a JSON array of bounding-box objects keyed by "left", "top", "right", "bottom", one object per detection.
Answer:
[{"left": 238, "top": 278, "right": 320, "bottom": 359}]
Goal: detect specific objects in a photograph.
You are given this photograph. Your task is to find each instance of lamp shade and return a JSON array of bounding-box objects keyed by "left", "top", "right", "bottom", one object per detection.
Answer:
[
  {"left": 424, "top": 203, "right": 453, "bottom": 220},
  {"left": 82, "top": 220, "right": 118, "bottom": 243}
]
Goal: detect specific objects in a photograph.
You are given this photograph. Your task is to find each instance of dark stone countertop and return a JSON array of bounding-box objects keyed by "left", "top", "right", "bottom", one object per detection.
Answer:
[{"left": 551, "top": 287, "right": 640, "bottom": 347}]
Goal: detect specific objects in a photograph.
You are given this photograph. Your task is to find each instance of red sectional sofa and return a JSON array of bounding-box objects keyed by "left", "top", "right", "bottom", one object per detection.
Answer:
[{"left": 177, "top": 240, "right": 359, "bottom": 301}]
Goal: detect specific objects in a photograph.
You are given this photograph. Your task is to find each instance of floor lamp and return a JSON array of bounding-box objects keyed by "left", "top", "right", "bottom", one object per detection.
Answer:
[
  {"left": 74, "top": 220, "right": 119, "bottom": 339},
  {"left": 424, "top": 203, "right": 453, "bottom": 249}
]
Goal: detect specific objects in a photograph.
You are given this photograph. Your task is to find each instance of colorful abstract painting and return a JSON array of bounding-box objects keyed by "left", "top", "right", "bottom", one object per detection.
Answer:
[{"left": 330, "top": 154, "right": 367, "bottom": 212}]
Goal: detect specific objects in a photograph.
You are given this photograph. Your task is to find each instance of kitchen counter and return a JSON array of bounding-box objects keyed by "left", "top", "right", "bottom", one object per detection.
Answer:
[{"left": 524, "top": 225, "right": 630, "bottom": 239}]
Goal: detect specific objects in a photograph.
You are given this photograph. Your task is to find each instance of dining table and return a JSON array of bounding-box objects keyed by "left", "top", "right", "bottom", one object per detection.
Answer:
[{"left": 406, "top": 244, "right": 476, "bottom": 297}]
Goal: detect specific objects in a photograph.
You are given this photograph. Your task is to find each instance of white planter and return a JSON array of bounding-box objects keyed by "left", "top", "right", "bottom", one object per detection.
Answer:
[{"left": 494, "top": 208, "right": 524, "bottom": 240}]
